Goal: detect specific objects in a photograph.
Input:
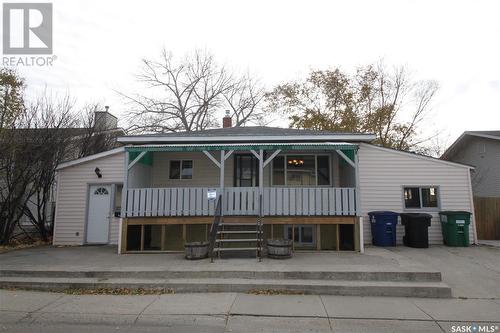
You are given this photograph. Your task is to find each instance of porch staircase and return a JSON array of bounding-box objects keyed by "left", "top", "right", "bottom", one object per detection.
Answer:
[{"left": 213, "top": 217, "right": 264, "bottom": 259}]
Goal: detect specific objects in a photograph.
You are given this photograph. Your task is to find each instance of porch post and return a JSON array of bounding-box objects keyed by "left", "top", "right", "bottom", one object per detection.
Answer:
[
  {"left": 354, "top": 148, "right": 364, "bottom": 254},
  {"left": 118, "top": 150, "right": 129, "bottom": 255},
  {"left": 258, "top": 149, "right": 264, "bottom": 199},
  {"left": 220, "top": 150, "right": 225, "bottom": 215}
]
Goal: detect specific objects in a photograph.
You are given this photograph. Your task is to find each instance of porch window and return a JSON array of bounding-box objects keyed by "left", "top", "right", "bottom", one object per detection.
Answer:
[
  {"left": 169, "top": 160, "right": 193, "bottom": 180},
  {"left": 404, "top": 186, "right": 439, "bottom": 209},
  {"left": 272, "top": 155, "right": 330, "bottom": 186},
  {"left": 285, "top": 225, "right": 315, "bottom": 246}
]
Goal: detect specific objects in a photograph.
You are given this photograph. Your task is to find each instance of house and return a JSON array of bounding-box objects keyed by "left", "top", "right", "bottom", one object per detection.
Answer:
[
  {"left": 53, "top": 114, "right": 477, "bottom": 254},
  {"left": 10, "top": 108, "right": 124, "bottom": 238},
  {"left": 441, "top": 130, "right": 500, "bottom": 240}
]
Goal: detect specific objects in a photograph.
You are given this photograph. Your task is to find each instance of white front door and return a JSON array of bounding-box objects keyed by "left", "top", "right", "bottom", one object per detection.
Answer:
[{"left": 86, "top": 185, "right": 111, "bottom": 244}]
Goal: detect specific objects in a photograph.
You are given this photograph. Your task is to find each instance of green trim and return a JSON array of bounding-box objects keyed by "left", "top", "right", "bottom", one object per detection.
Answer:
[
  {"left": 340, "top": 149, "right": 355, "bottom": 165},
  {"left": 125, "top": 143, "right": 358, "bottom": 153},
  {"left": 128, "top": 151, "right": 153, "bottom": 166}
]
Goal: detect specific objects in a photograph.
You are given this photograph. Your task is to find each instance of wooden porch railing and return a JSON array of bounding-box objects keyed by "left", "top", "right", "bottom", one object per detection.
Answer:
[{"left": 124, "top": 187, "right": 356, "bottom": 217}]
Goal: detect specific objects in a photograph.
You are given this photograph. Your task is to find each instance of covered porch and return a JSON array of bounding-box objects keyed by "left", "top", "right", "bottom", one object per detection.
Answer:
[
  {"left": 122, "top": 142, "right": 359, "bottom": 217},
  {"left": 119, "top": 142, "right": 363, "bottom": 254}
]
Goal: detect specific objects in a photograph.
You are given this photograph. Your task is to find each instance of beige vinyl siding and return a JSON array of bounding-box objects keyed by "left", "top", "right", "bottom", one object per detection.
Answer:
[
  {"left": 53, "top": 152, "right": 125, "bottom": 245},
  {"left": 151, "top": 151, "right": 274, "bottom": 187},
  {"left": 109, "top": 217, "right": 120, "bottom": 245},
  {"left": 358, "top": 144, "right": 475, "bottom": 245}
]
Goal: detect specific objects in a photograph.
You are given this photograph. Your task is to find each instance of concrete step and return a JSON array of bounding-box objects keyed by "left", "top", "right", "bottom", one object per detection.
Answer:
[
  {"left": 216, "top": 239, "right": 260, "bottom": 243},
  {"left": 220, "top": 223, "right": 258, "bottom": 226},
  {"left": 214, "top": 247, "right": 259, "bottom": 252},
  {"left": 218, "top": 231, "right": 263, "bottom": 234},
  {"left": 0, "top": 276, "right": 452, "bottom": 298},
  {"left": 0, "top": 270, "right": 444, "bottom": 282}
]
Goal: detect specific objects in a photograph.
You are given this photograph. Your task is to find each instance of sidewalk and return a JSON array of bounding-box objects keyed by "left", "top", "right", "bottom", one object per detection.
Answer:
[{"left": 1, "top": 290, "right": 499, "bottom": 333}]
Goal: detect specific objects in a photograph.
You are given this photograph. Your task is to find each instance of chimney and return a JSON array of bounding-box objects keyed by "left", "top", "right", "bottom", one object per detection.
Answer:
[
  {"left": 94, "top": 106, "right": 118, "bottom": 131},
  {"left": 222, "top": 110, "right": 232, "bottom": 128}
]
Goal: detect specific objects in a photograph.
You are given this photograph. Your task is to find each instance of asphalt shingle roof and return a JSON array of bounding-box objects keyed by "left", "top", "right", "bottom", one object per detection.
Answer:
[{"left": 131, "top": 126, "right": 365, "bottom": 138}]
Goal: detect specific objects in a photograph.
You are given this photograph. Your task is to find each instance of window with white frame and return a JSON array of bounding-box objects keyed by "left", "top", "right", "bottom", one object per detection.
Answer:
[
  {"left": 272, "top": 155, "right": 330, "bottom": 186},
  {"left": 169, "top": 160, "right": 193, "bottom": 179},
  {"left": 404, "top": 186, "right": 439, "bottom": 209},
  {"left": 285, "top": 225, "right": 315, "bottom": 246}
]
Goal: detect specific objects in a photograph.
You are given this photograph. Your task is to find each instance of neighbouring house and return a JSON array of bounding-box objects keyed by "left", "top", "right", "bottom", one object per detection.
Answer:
[
  {"left": 441, "top": 131, "right": 500, "bottom": 240},
  {"left": 53, "top": 114, "right": 477, "bottom": 254},
  {"left": 16, "top": 108, "right": 124, "bottom": 236}
]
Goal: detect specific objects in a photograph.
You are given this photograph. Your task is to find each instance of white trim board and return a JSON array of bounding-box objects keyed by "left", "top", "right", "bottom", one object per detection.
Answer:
[
  {"left": 361, "top": 143, "right": 474, "bottom": 170},
  {"left": 56, "top": 147, "right": 125, "bottom": 170},
  {"left": 118, "top": 134, "right": 376, "bottom": 144}
]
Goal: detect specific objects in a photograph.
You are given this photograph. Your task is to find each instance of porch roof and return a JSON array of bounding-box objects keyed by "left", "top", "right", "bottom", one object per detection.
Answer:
[{"left": 125, "top": 142, "right": 358, "bottom": 153}]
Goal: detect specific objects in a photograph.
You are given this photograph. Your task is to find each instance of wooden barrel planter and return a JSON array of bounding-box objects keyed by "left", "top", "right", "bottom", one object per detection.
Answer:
[
  {"left": 184, "top": 241, "right": 209, "bottom": 260},
  {"left": 267, "top": 239, "right": 293, "bottom": 259}
]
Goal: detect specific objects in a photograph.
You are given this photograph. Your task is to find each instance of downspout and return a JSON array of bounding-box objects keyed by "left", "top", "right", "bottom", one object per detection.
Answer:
[
  {"left": 466, "top": 169, "right": 478, "bottom": 244},
  {"left": 118, "top": 150, "right": 129, "bottom": 254},
  {"left": 354, "top": 147, "right": 364, "bottom": 253}
]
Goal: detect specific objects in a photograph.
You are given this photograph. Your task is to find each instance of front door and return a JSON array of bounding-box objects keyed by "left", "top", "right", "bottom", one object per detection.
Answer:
[
  {"left": 86, "top": 185, "right": 111, "bottom": 244},
  {"left": 234, "top": 154, "right": 259, "bottom": 187}
]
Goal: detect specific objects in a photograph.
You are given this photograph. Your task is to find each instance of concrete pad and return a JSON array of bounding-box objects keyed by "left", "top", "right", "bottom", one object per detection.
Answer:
[
  {"left": 40, "top": 294, "right": 158, "bottom": 315},
  {"left": 143, "top": 293, "right": 236, "bottom": 315},
  {"left": 137, "top": 314, "right": 226, "bottom": 332},
  {"left": 231, "top": 294, "right": 326, "bottom": 317},
  {"left": 0, "top": 290, "right": 63, "bottom": 312},
  {"left": 227, "top": 315, "right": 332, "bottom": 333},
  {"left": 412, "top": 298, "right": 500, "bottom": 322},
  {"left": 0, "top": 310, "right": 27, "bottom": 323},
  {"left": 387, "top": 246, "right": 500, "bottom": 299},
  {"left": 321, "top": 296, "right": 431, "bottom": 320},
  {"left": 331, "top": 319, "right": 443, "bottom": 333}
]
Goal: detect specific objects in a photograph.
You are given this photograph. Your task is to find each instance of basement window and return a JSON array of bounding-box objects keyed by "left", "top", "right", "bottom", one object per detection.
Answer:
[
  {"left": 404, "top": 186, "right": 439, "bottom": 209},
  {"left": 169, "top": 160, "right": 193, "bottom": 179}
]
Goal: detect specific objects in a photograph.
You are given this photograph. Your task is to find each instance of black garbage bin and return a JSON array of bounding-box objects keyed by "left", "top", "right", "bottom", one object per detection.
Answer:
[{"left": 400, "top": 213, "right": 432, "bottom": 248}]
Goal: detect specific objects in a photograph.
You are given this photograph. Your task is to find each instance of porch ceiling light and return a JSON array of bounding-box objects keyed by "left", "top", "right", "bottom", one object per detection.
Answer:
[{"left": 288, "top": 159, "right": 304, "bottom": 166}]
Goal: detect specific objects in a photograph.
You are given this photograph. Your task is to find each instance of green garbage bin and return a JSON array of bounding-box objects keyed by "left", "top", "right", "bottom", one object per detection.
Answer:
[{"left": 438, "top": 211, "right": 472, "bottom": 246}]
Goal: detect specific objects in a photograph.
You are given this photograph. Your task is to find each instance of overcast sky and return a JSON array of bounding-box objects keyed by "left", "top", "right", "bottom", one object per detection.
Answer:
[{"left": 9, "top": 0, "right": 500, "bottom": 145}]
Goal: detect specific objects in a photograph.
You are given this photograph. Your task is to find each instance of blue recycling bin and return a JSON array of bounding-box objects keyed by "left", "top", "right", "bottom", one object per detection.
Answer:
[{"left": 368, "top": 211, "right": 399, "bottom": 246}]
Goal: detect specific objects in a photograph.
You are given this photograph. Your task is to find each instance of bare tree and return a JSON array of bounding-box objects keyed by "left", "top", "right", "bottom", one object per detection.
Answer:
[
  {"left": 122, "top": 49, "right": 232, "bottom": 133},
  {"left": 223, "top": 74, "right": 265, "bottom": 126},
  {"left": 75, "top": 103, "right": 122, "bottom": 158},
  {"left": 21, "top": 96, "right": 77, "bottom": 241},
  {"left": 122, "top": 49, "right": 265, "bottom": 133}
]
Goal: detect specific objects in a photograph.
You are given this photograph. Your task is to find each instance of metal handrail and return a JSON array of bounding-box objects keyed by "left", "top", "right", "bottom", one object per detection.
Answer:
[
  {"left": 257, "top": 193, "right": 263, "bottom": 261},
  {"left": 208, "top": 195, "right": 222, "bottom": 263}
]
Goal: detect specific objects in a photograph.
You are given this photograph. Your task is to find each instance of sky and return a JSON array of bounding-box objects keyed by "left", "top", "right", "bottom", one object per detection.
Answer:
[{"left": 4, "top": 0, "right": 500, "bottom": 147}]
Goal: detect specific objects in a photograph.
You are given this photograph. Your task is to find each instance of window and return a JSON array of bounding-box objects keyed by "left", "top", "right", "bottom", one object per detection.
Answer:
[
  {"left": 169, "top": 160, "right": 193, "bottom": 179},
  {"left": 94, "top": 187, "right": 109, "bottom": 195},
  {"left": 285, "top": 225, "right": 315, "bottom": 246},
  {"left": 114, "top": 184, "right": 123, "bottom": 217},
  {"left": 404, "top": 186, "right": 439, "bottom": 209},
  {"left": 272, "top": 155, "right": 330, "bottom": 186}
]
